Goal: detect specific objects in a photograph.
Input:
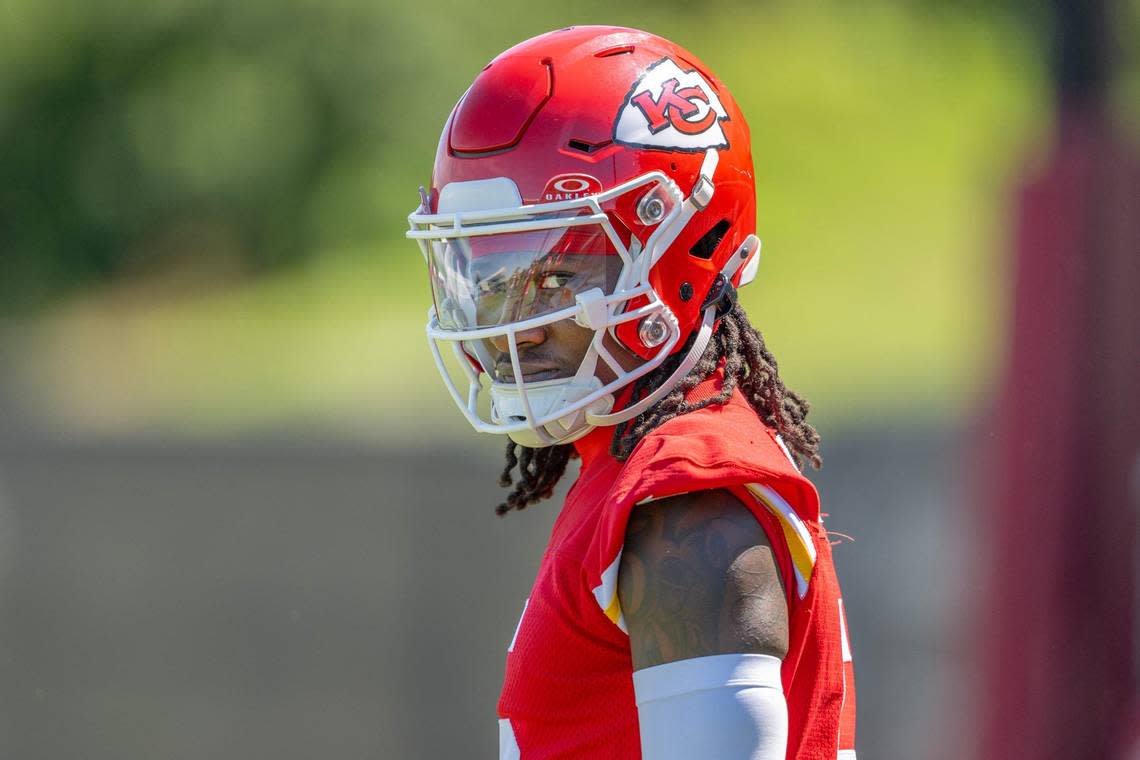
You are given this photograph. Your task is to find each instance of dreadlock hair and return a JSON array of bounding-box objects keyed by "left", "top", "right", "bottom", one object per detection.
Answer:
[{"left": 495, "top": 300, "right": 821, "bottom": 516}]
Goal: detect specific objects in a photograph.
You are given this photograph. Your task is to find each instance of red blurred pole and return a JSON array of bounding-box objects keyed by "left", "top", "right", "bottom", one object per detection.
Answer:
[{"left": 979, "top": 0, "right": 1140, "bottom": 752}]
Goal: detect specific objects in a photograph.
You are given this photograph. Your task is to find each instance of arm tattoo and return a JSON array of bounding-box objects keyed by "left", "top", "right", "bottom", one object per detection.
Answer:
[{"left": 618, "top": 489, "right": 789, "bottom": 670}]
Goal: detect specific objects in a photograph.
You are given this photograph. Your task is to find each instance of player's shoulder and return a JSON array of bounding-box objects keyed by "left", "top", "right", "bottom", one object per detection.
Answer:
[
  {"left": 618, "top": 487, "right": 790, "bottom": 669},
  {"left": 610, "top": 388, "right": 804, "bottom": 506},
  {"left": 630, "top": 388, "right": 784, "bottom": 464}
]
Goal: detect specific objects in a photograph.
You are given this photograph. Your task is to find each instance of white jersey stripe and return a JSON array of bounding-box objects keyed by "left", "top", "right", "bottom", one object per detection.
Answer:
[
  {"left": 591, "top": 551, "right": 628, "bottom": 633},
  {"left": 745, "top": 483, "right": 817, "bottom": 598},
  {"left": 508, "top": 598, "right": 528, "bottom": 653},
  {"left": 498, "top": 718, "right": 521, "bottom": 760},
  {"left": 838, "top": 598, "right": 853, "bottom": 663}
]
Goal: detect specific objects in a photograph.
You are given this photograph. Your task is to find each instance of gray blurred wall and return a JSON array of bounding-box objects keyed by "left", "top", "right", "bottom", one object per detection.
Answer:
[{"left": 0, "top": 426, "right": 967, "bottom": 759}]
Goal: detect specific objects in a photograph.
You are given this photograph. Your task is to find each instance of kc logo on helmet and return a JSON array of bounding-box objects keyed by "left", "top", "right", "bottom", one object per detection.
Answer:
[
  {"left": 541, "top": 174, "right": 602, "bottom": 202},
  {"left": 613, "top": 58, "right": 729, "bottom": 152}
]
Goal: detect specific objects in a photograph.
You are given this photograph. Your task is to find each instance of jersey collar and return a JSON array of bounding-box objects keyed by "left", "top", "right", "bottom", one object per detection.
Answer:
[{"left": 573, "top": 423, "right": 613, "bottom": 471}]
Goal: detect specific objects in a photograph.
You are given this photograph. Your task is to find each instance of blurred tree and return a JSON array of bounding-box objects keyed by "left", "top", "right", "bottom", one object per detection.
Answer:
[{"left": 0, "top": 0, "right": 404, "bottom": 314}]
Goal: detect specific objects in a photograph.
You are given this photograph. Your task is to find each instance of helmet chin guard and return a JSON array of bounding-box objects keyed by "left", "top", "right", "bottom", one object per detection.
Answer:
[{"left": 490, "top": 376, "right": 614, "bottom": 447}]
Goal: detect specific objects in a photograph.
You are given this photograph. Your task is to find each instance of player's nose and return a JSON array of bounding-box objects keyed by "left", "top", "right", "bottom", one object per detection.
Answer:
[{"left": 489, "top": 325, "right": 546, "bottom": 353}]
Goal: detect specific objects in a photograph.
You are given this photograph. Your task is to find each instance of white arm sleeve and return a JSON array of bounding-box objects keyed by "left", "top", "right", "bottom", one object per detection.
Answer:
[{"left": 633, "top": 653, "right": 787, "bottom": 760}]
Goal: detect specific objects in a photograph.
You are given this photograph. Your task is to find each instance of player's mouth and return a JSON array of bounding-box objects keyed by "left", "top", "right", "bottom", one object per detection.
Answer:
[{"left": 495, "top": 365, "right": 566, "bottom": 383}]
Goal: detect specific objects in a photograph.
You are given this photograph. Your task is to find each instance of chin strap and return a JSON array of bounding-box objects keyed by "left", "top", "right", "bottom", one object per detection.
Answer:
[
  {"left": 583, "top": 149, "right": 727, "bottom": 429},
  {"left": 585, "top": 303, "right": 716, "bottom": 427},
  {"left": 585, "top": 230, "right": 758, "bottom": 429}
]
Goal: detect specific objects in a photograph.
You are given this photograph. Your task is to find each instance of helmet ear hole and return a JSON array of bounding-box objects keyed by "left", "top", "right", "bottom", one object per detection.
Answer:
[{"left": 689, "top": 219, "right": 731, "bottom": 260}]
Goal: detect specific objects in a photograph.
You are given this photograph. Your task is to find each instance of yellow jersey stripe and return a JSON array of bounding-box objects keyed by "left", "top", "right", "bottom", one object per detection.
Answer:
[
  {"left": 604, "top": 593, "right": 623, "bottom": 625},
  {"left": 745, "top": 483, "right": 816, "bottom": 598},
  {"left": 592, "top": 551, "right": 628, "bottom": 633}
]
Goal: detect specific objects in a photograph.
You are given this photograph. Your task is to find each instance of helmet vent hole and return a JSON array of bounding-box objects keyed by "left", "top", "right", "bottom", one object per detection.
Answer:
[
  {"left": 595, "top": 45, "right": 635, "bottom": 58},
  {"left": 567, "top": 138, "right": 611, "bottom": 154},
  {"left": 689, "top": 219, "right": 731, "bottom": 260}
]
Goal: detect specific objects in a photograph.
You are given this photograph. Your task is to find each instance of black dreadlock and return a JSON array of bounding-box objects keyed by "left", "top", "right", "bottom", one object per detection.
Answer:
[{"left": 495, "top": 301, "right": 821, "bottom": 516}]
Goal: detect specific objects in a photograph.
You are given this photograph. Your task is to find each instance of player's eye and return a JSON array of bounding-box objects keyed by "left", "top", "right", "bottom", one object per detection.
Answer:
[{"left": 538, "top": 272, "right": 574, "bottom": 290}]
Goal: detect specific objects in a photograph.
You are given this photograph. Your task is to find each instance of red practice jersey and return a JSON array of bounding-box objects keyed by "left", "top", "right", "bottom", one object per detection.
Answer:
[{"left": 498, "top": 384, "right": 857, "bottom": 759}]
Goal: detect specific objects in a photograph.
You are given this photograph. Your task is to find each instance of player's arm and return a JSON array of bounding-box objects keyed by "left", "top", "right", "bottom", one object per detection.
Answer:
[{"left": 619, "top": 488, "right": 790, "bottom": 759}]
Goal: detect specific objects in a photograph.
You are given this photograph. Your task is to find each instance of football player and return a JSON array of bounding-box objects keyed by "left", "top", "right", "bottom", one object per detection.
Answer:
[{"left": 407, "top": 26, "right": 857, "bottom": 760}]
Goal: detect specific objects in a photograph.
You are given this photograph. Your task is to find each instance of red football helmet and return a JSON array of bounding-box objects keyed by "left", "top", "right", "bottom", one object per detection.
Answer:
[{"left": 408, "top": 26, "right": 761, "bottom": 446}]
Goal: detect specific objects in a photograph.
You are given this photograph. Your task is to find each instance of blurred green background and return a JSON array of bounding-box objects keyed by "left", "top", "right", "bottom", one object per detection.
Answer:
[{"left": 5, "top": 0, "right": 1105, "bottom": 440}]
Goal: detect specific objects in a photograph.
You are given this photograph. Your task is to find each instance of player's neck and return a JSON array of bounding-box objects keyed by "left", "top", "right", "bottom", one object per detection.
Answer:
[{"left": 572, "top": 423, "right": 613, "bottom": 470}]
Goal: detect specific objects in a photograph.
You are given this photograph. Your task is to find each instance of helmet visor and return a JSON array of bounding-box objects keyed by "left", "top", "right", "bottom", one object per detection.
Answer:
[{"left": 427, "top": 221, "right": 622, "bottom": 331}]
